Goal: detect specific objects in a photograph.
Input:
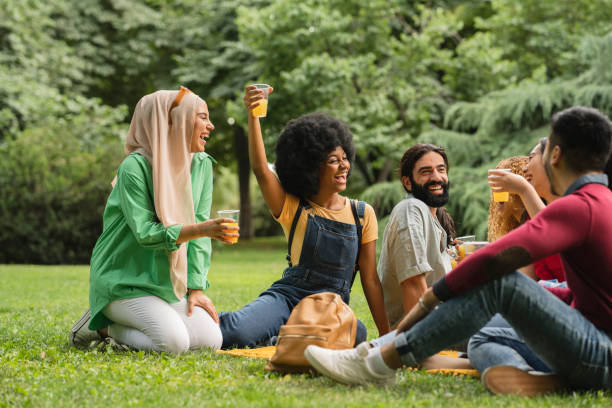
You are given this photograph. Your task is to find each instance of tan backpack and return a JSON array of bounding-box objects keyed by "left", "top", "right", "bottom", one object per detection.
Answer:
[{"left": 265, "top": 292, "right": 357, "bottom": 373}]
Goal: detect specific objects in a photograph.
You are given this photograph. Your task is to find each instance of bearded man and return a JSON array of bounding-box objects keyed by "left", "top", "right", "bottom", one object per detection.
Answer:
[{"left": 376, "top": 144, "right": 456, "bottom": 329}]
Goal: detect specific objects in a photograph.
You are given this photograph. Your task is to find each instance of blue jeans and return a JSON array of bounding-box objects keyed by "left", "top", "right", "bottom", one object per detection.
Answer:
[
  {"left": 219, "top": 201, "right": 368, "bottom": 349},
  {"left": 218, "top": 279, "right": 367, "bottom": 348},
  {"left": 393, "top": 272, "right": 612, "bottom": 389},
  {"left": 468, "top": 313, "right": 550, "bottom": 373}
]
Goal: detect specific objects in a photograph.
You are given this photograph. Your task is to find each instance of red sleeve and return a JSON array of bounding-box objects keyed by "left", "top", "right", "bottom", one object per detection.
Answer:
[
  {"left": 543, "top": 286, "right": 573, "bottom": 304},
  {"left": 433, "top": 196, "right": 589, "bottom": 301},
  {"left": 533, "top": 254, "right": 565, "bottom": 282}
]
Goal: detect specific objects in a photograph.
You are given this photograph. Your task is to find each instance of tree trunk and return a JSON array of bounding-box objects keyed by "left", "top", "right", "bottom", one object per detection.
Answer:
[
  {"left": 376, "top": 158, "right": 393, "bottom": 183},
  {"left": 354, "top": 154, "right": 374, "bottom": 186},
  {"left": 233, "top": 126, "right": 254, "bottom": 239}
]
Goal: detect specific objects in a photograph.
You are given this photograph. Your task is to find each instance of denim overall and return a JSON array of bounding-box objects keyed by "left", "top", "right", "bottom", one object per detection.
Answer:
[{"left": 219, "top": 199, "right": 367, "bottom": 349}]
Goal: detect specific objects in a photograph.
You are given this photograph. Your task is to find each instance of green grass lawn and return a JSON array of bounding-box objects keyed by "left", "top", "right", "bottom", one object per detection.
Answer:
[{"left": 0, "top": 237, "right": 609, "bottom": 407}]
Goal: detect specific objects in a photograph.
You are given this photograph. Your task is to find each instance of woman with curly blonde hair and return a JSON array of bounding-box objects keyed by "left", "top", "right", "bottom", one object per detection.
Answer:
[{"left": 487, "top": 156, "right": 530, "bottom": 242}]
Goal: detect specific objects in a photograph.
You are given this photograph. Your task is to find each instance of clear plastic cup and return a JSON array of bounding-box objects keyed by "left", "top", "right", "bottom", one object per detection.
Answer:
[
  {"left": 463, "top": 241, "right": 489, "bottom": 256},
  {"left": 217, "top": 210, "right": 239, "bottom": 244},
  {"left": 488, "top": 168, "right": 511, "bottom": 202},
  {"left": 455, "top": 235, "right": 475, "bottom": 261},
  {"left": 251, "top": 84, "right": 271, "bottom": 118}
]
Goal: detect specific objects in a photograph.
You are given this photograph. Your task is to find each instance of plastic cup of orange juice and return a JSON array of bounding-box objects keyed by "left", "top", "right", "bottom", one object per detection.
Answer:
[
  {"left": 463, "top": 241, "right": 489, "bottom": 257},
  {"left": 455, "top": 235, "right": 475, "bottom": 261},
  {"left": 250, "top": 84, "right": 271, "bottom": 118},
  {"left": 488, "top": 168, "right": 511, "bottom": 202},
  {"left": 217, "top": 210, "right": 239, "bottom": 244}
]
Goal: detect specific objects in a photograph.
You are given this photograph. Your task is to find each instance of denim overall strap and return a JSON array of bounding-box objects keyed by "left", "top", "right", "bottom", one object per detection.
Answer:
[
  {"left": 349, "top": 200, "right": 365, "bottom": 287},
  {"left": 220, "top": 198, "right": 369, "bottom": 349},
  {"left": 286, "top": 198, "right": 311, "bottom": 267},
  {"left": 280, "top": 199, "right": 364, "bottom": 303}
]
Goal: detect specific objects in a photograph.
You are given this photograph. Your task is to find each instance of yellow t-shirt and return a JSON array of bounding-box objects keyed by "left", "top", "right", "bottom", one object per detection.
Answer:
[{"left": 275, "top": 194, "right": 378, "bottom": 266}]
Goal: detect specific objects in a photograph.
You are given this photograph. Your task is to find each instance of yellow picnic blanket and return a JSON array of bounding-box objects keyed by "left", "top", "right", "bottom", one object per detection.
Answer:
[
  {"left": 217, "top": 346, "right": 277, "bottom": 359},
  {"left": 216, "top": 347, "right": 480, "bottom": 378}
]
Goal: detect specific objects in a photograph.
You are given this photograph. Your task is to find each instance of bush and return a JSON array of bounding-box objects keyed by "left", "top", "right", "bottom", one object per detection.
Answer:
[
  {"left": 360, "top": 181, "right": 405, "bottom": 218},
  {"left": 0, "top": 109, "right": 126, "bottom": 264}
]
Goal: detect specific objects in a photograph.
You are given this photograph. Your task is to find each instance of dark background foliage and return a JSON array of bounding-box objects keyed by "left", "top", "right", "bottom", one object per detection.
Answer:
[{"left": 1, "top": 0, "right": 610, "bottom": 263}]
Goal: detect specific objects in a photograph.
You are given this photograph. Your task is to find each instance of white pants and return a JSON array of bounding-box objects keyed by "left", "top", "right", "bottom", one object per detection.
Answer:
[{"left": 103, "top": 296, "right": 222, "bottom": 354}]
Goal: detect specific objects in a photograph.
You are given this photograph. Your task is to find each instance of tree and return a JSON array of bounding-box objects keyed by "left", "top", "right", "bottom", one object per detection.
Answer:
[
  {"left": 478, "top": 0, "right": 612, "bottom": 80},
  {"left": 0, "top": 94, "right": 126, "bottom": 263},
  {"left": 422, "top": 31, "right": 612, "bottom": 238},
  {"left": 233, "top": 0, "right": 462, "bottom": 193},
  {"left": 3, "top": 0, "right": 611, "bottom": 262},
  {"left": 170, "top": 0, "right": 270, "bottom": 239}
]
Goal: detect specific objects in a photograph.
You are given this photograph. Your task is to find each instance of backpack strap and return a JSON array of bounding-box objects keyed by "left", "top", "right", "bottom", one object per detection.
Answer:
[
  {"left": 349, "top": 200, "right": 365, "bottom": 287},
  {"left": 286, "top": 198, "right": 311, "bottom": 267}
]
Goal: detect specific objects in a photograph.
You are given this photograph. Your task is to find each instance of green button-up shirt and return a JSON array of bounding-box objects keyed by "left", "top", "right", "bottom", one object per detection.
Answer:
[{"left": 88, "top": 152, "right": 214, "bottom": 330}]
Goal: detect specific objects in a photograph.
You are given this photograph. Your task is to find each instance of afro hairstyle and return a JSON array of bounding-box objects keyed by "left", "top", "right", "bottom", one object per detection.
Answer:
[{"left": 274, "top": 112, "right": 355, "bottom": 199}]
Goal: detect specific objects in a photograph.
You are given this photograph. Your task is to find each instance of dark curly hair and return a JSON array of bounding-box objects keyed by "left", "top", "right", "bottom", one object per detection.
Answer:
[{"left": 275, "top": 112, "right": 355, "bottom": 198}]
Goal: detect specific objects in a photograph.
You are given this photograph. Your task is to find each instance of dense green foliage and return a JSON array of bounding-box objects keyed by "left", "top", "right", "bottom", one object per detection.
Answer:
[
  {"left": 0, "top": 112, "right": 124, "bottom": 263},
  {"left": 2, "top": 240, "right": 610, "bottom": 406},
  {"left": 1, "top": 0, "right": 611, "bottom": 261},
  {"left": 427, "top": 31, "right": 612, "bottom": 237}
]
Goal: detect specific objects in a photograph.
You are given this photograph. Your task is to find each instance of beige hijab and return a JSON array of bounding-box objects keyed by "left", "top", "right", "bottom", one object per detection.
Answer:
[{"left": 124, "top": 87, "right": 205, "bottom": 300}]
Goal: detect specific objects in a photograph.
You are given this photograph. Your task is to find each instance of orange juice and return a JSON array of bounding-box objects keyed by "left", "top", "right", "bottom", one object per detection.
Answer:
[
  {"left": 222, "top": 222, "right": 239, "bottom": 244},
  {"left": 493, "top": 191, "right": 509, "bottom": 202},
  {"left": 457, "top": 244, "right": 466, "bottom": 261},
  {"left": 450, "top": 258, "right": 458, "bottom": 268},
  {"left": 252, "top": 98, "right": 268, "bottom": 117}
]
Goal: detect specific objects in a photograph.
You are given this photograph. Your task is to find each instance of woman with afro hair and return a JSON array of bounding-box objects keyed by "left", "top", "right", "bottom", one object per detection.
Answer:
[{"left": 218, "top": 86, "right": 390, "bottom": 348}]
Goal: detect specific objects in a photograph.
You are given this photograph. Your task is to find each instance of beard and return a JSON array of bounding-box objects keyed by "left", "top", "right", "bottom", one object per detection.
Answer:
[
  {"left": 543, "top": 156, "right": 560, "bottom": 196},
  {"left": 411, "top": 179, "right": 450, "bottom": 208}
]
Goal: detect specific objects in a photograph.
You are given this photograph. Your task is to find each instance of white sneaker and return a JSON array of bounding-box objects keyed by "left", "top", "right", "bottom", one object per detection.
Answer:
[
  {"left": 69, "top": 309, "right": 102, "bottom": 349},
  {"left": 304, "top": 342, "right": 396, "bottom": 386}
]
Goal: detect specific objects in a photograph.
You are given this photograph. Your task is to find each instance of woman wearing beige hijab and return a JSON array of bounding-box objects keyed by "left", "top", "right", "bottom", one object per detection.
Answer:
[{"left": 69, "top": 87, "right": 237, "bottom": 353}]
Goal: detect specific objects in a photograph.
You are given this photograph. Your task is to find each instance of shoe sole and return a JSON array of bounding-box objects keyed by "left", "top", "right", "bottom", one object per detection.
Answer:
[
  {"left": 304, "top": 348, "right": 394, "bottom": 386},
  {"left": 482, "top": 365, "right": 565, "bottom": 397},
  {"left": 69, "top": 309, "right": 92, "bottom": 348}
]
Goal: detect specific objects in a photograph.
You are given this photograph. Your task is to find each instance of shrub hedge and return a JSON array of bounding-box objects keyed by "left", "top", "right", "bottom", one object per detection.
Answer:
[{"left": 0, "top": 116, "right": 125, "bottom": 264}]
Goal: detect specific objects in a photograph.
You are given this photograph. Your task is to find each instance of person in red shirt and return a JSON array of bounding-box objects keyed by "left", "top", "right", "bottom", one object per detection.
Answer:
[
  {"left": 488, "top": 138, "right": 565, "bottom": 282},
  {"left": 469, "top": 140, "right": 568, "bottom": 380},
  {"left": 304, "top": 106, "right": 612, "bottom": 396}
]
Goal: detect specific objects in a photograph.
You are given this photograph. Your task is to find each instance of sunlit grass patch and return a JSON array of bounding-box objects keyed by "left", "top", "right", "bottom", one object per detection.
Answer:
[{"left": 1, "top": 238, "right": 609, "bottom": 407}]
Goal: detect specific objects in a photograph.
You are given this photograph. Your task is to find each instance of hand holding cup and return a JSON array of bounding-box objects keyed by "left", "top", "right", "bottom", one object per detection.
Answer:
[
  {"left": 244, "top": 84, "right": 273, "bottom": 118},
  {"left": 487, "top": 168, "right": 515, "bottom": 202},
  {"left": 217, "top": 210, "right": 240, "bottom": 244},
  {"left": 199, "top": 218, "right": 239, "bottom": 244},
  {"left": 488, "top": 169, "right": 531, "bottom": 201}
]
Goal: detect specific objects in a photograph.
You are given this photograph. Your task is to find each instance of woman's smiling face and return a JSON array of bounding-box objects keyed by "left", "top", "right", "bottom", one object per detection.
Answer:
[
  {"left": 318, "top": 146, "right": 350, "bottom": 193},
  {"left": 524, "top": 143, "right": 552, "bottom": 198},
  {"left": 190, "top": 102, "right": 214, "bottom": 153}
]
